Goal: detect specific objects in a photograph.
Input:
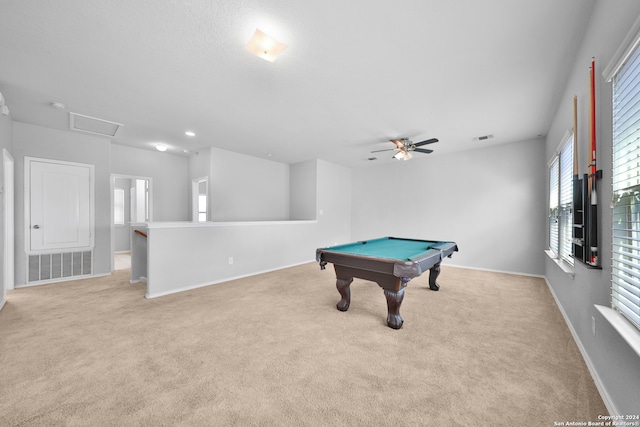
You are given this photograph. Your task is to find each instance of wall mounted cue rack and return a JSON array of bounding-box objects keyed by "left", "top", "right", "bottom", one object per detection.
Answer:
[{"left": 572, "top": 170, "right": 602, "bottom": 269}]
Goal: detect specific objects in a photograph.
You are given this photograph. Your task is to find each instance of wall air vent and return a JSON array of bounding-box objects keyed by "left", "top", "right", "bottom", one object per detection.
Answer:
[
  {"left": 69, "top": 112, "right": 123, "bottom": 137},
  {"left": 28, "top": 251, "right": 92, "bottom": 283},
  {"left": 473, "top": 134, "right": 494, "bottom": 142}
]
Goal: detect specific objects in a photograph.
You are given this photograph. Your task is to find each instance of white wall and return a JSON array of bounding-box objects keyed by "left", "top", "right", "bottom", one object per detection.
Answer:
[
  {"left": 317, "top": 159, "right": 351, "bottom": 247},
  {"left": 544, "top": 0, "right": 640, "bottom": 416},
  {"left": 141, "top": 159, "right": 351, "bottom": 298},
  {"left": 12, "top": 122, "right": 112, "bottom": 285},
  {"left": 351, "top": 139, "right": 545, "bottom": 276},
  {"left": 111, "top": 143, "right": 189, "bottom": 221},
  {"left": 210, "top": 147, "right": 289, "bottom": 221},
  {"left": 290, "top": 159, "right": 317, "bottom": 220}
]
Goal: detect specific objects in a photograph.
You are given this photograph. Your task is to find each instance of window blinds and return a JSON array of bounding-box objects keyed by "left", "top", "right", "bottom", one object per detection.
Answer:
[
  {"left": 549, "top": 158, "right": 559, "bottom": 256},
  {"left": 612, "top": 44, "right": 640, "bottom": 330},
  {"left": 559, "top": 138, "right": 574, "bottom": 265},
  {"left": 549, "top": 138, "right": 574, "bottom": 263}
]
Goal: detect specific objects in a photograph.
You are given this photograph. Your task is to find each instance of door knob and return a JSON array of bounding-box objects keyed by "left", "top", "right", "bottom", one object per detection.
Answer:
[{"left": 33, "top": 225, "right": 40, "bottom": 229}]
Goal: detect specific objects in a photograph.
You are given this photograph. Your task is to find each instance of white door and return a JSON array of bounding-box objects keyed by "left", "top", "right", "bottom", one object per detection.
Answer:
[{"left": 27, "top": 158, "right": 94, "bottom": 253}]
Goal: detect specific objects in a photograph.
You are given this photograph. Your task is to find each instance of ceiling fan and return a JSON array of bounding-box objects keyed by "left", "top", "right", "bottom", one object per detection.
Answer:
[{"left": 371, "top": 137, "right": 439, "bottom": 160}]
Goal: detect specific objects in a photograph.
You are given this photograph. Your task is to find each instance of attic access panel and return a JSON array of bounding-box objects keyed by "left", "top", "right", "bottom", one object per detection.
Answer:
[{"left": 69, "top": 112, "right": 123, "bottom": 137}]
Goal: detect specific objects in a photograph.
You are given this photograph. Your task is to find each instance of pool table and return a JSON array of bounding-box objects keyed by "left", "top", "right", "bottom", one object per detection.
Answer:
[{"left": 316, "top": 237, "right": 458, "bottom": 329}]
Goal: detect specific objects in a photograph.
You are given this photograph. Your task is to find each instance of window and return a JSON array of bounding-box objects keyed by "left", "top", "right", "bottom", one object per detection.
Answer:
[
  {"left": 549, "top": 158, "right": 559, "bottom": 255},
  {"left": 611, "top": 40, "right": 640, "bottom": 331},
  {"left": 198, "top": 194, "right": 207, "bottom": 222},
  {"left": 114, "top": 188, "right": 125, "bottom": 225},
  {"left": 192, "top": 177, "right": 208, "bottom": 222},
  {"left": 549, "top": 135, "right": 574, "bottom": 266}
]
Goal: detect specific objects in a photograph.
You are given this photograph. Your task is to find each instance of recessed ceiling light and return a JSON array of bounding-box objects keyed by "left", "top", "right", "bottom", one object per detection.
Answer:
[
  {"left": 185, "top": 131, "right": 196, "bottom": 137},
  {"left": 155, "top": 144, "right": 168, "bottom": 152},
  {"left": 246, "top": 29, "right": 287, "bottom": 62}
]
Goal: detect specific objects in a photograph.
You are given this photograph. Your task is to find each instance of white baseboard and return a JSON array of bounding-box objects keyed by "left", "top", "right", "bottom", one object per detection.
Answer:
[
  {"left": 446, "top": 263, "right": 545, "bottom": 279},
  {"left": 145, "top": 260, "right": 314, "bottom": 299},
  {"left": 543, "top": 277, "right": 617, "bottom": 416},
  {"left": 15, "top": 272, "right": 112, "bottom": 288}
]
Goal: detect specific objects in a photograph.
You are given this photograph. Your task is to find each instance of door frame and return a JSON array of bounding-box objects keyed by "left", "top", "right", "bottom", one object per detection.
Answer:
[
  {"left": 110, "top": 174, "right": 152, "bottom": 271},
  {"left": 24, "top": 156, "right": 95, "bottom": 254},
  {"left": 3, "top": 149, "right": 14, "bottom": 292}
]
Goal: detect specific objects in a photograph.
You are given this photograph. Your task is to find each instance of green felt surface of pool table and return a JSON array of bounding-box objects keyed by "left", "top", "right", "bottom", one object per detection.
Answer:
[{"left": 325, "top": 237, "right": 450, "bottom": 261}]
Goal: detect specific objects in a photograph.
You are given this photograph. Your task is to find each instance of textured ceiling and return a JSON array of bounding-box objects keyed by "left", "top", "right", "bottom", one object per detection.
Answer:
[{"left": 0, "top": 0, "right": 596, "bottom": 167}]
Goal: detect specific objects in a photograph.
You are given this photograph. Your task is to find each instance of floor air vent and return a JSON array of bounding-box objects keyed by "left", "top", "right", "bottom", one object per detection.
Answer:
[
  {"left": 69, "top": 112, "right": 123, "bottom": 137},
  {"left": 28, "top": 251, "right": 92, "bottom": 283}
]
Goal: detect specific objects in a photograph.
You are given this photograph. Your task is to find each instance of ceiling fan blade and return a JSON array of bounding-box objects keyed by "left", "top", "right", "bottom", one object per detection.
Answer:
[
  {"left": 390, "top": 139, "right": 405, "bottom": 148},
  {"left": 414, "top": 138, "right": 438, "bottom": 147},
  {"left": 371, "top": 148, "right": 396, "bottom": 153},
  {"left": 414, "top": 148, "right": 433, "bottom": 154}
]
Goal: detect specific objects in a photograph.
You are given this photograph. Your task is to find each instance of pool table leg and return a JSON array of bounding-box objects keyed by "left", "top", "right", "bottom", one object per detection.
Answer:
[
  {"left": 428, "top": 262, "right": 441, "bottom": 291},
  {"left": 336, "top": 277, "right": 353, "bottom": 311},
  {"left": 384, "top": 288, "right": 405, "bottom": 329}
]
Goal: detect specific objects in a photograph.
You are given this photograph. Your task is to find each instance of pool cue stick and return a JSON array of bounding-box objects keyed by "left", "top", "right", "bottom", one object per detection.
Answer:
[
  {"left": 590, "top": 58, "right": 597, "bottom": 205},
  {"left": 573, "top": 96, "right": 578, "bottom": 177},
  {"left": 572, "top": 95, "right": 581, "bottom": 256},
  {"left": 588, "top": 57, "right": 598, "bottom": 265}
]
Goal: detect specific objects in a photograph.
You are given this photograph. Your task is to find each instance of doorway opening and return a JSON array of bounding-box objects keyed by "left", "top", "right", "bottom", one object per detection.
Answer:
[
  {"left": 110, "top": 174, "right": 152, "bottom": 271},
  {"left": 192, "top": 176, "right": 208, "bottom": 222}
]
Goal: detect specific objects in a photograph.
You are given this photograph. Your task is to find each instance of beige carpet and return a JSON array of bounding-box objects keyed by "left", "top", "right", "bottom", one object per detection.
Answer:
[{"left": 0, "top": 263, "right": 606, "bottom": 426}]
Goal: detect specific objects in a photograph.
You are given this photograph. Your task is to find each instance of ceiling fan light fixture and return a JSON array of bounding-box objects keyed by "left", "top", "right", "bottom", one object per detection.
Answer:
[
  {"left": 246, "top": 29, "right": 287, "bottom": 62},
  {"left": 394, "top": 150, "right": 413, "bottom": 161},
  {"left": 375, "top": 136, "right": 438, "bottom": 160}
]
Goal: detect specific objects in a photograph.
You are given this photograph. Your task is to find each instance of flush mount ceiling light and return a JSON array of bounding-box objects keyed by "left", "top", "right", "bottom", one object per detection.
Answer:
[
  {"left": 246, "top": 29, "right": 287, "bottom": 62},
  {"left": 155, "top": 144, "right": 168, "bottom": 152},
  {"left": 185, "top": 131, "right": 196, "bottom": 137}
]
